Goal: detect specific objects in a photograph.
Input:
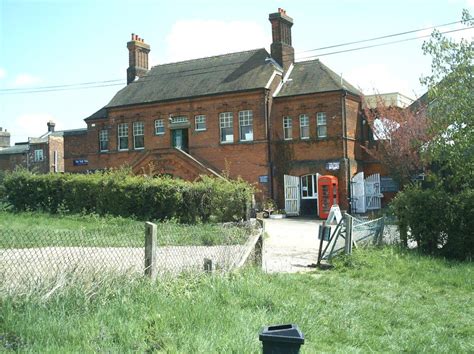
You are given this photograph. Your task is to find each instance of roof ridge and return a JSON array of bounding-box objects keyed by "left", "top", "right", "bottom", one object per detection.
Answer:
[{"left": 150, "top": 48, "right": 267, "bottom": 69}]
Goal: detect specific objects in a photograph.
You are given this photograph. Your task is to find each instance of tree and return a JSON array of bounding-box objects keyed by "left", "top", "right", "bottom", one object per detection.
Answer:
[
  {"left": 420, "top": 9, "right": 474, "bottom": 191},
  {"left": 361, "top": 96, "right": 430, "bottom": 186}
]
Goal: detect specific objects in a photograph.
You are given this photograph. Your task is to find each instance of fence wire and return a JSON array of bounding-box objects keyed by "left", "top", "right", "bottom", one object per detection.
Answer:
[
  {"left": 321, "top": 214, "right": 385, "bottom": 260},
  {"left": 0, "top": 221, "right": 259, "bottom": 291}
]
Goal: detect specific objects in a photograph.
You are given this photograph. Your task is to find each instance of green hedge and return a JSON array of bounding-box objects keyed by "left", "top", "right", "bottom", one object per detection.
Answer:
[
  {"left": 391, "top": 185, "right": 474, "bottom": 261},
  {"left": 2, "top": 170, "right": 254, "bottom": 223}
]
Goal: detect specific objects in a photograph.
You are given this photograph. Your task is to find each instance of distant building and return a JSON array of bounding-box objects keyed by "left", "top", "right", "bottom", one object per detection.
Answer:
[
  {"left": 0, "top": 121, "right": 64, "bottom": 173},
  {"left": 364, "top": 92, "right": 414, "bottom": 109}
]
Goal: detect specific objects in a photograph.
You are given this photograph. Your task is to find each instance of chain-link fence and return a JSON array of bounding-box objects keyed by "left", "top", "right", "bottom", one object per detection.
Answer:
[{"left": 0, "top": 220, "right": 262, "bottom": 291}]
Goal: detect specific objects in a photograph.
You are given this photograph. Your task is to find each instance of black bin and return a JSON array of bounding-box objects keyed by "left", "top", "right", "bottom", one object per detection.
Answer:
[{"left": 259, "top": 324, "right": 304, "bottom": 354}]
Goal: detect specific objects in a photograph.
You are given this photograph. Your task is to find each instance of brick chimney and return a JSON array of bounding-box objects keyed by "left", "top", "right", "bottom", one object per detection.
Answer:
[
  {"left": 269, "top": 8, "right": 294, "bottom": 72},
  {"left": 127, "top": 33, "right": 151, "bottom": 85},
  {"left": 0, "top": 127, "right": 10, "bottom": 148},
  {"left": 47, "top": 120, "right": 55, "bottom": 132}
]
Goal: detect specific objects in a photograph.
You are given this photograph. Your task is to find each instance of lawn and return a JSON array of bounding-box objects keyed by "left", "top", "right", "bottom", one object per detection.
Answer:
[
  {"left": 1, "top": 247, "right": 472, "bottom": 352},
  {"left": 0, "top": 211, "right": 251, "bottom": 248}
]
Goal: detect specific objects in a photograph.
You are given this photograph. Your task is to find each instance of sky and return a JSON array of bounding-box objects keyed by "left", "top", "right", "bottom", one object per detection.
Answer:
[{"left": 0, "top": 0, "right": 473, "bottom": 144}]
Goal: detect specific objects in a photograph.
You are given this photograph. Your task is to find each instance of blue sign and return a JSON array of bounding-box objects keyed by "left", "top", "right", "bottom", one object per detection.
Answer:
[
  {"left": 259, "top": 175, "right": 269, "bottom": 183},
  {"left": 380, "top": 177, "right": 399, "bottom": 192},
  {"left": 73, "top": 159, "right": 89, "bottom": 166}
]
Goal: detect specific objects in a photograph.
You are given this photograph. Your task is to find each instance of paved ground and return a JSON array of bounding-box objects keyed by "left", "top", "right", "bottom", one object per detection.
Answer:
[
  {"left": 262, "top": 217, "right": 325, "bottom": 273},
  {"left": 262, "top": 217, "right": 400, "bottom": 273}
]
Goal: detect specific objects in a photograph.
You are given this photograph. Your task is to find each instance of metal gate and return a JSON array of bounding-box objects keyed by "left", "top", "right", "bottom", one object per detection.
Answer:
[
  {"left": 351, "top": 172, "right": 383, "bottom": 213},
  {"left": 284, "top": 174, "right": 300, "bottom": 216},
  {"left": 365, "top": 173, "right": 383, "bottom": 210}
]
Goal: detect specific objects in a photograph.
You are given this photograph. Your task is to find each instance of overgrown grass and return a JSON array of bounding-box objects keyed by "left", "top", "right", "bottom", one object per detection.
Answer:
[
  {"left": 1, "top": 247, "right": 472, "bottom": 352},
  {"left": 0, "top": 211, "right": 251, "bottom": 248}
]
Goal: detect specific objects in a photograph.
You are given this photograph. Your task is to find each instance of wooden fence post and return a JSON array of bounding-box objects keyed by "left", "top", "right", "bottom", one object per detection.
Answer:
[
  {"left": 145, "top": 221, "right": 157, "bottom": 281},
  {"left": 344, "top": 214, "right": 353, "bottom": 255}
]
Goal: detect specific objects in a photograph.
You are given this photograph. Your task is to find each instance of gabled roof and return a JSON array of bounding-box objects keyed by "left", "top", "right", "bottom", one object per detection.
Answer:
[
  {"left": 277, "top": 59, "right": 361, "bottom": 97},
  {"left": 106, "top": 49, "right": 278, "bottom": 108},
  {"left": 84, "top": 107, "right": 107, "bottom": 121}
]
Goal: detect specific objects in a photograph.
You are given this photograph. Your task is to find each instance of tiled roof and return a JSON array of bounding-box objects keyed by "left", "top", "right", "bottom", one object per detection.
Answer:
[
  {"left": 277, "top": 59, "right": 360, "bottom": 97},
  {"left": 85, "top": 107, "right": 107, "bottom": 121},
  {"left": 0, "top": 144, "right": 29, "bottom": 155},
  {"left": 106, "top": 49, "right": 278, "bottom": 108}
]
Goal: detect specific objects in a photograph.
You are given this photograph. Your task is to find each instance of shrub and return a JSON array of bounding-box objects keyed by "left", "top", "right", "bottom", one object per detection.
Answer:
[
  {"left": 392, "top": 185, "right": 473, "bottom": 260},
  {"left": 3, "top": 170, "right": 254, "bottom": 223}
]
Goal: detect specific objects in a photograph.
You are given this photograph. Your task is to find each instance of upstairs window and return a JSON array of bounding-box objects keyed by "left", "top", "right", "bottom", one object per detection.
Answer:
[
  {"left": 239, "top": 110, "right": 253, "bottom": 141},
  {"left": 118, "top": 123, "right": 129, "bottom": 150},
  {"left": 283, "top": 116, "right": 292, "bottom": 140},
  {"left": 195, "top": 115, "right": 206, "bottom": 131},
  {"left": 34, "top": 149, "right": 44, "bottom": 162},
  {"left": 154, "top": 119, "right": 165, "bottom": 135},
  {"left": 299, "top": 114, "right": 309, "bottom": 139},
  {"left": 219, "top": 112, "right": 234, "bottom": 143},
  {"left": 317, "top": 112, "right": 327, "bottom": 138},
  {"left": 99, "top": 129, "right": 108, "bottom": 152},
  {"left": 133, "top": 122, "right": 144, "bottom": 149}
]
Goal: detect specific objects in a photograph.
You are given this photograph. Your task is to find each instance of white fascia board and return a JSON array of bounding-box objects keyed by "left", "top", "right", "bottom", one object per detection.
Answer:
[
  {"left": 265, "top": 70, "right": 282, "bottom": 89},
  {"left": 272, "top": 63, "right": 294, "bottom": 98}
]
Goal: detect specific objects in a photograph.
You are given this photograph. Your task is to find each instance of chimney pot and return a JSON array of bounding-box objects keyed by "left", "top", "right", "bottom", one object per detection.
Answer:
[{"left": 131, "top": 33, "right": 135, "bottom": 40}]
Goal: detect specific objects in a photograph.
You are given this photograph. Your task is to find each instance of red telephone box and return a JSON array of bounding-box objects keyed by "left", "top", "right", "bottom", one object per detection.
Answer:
[{"left": 318, "top": 175, "right": 339, "bottom": 219}]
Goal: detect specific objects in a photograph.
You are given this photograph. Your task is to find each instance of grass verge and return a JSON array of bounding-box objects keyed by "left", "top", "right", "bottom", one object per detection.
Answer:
[
  {"left": 1, "top": 247, "right": 472, "bottom": 352},
  {"left": 0, "top": 211, "right": 251, "bottom": 248}
]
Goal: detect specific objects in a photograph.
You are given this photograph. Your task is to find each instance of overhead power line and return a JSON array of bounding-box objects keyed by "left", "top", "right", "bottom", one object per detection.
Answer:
[{"left": 0, "top": 20, "right": 472, "bottom": 95}]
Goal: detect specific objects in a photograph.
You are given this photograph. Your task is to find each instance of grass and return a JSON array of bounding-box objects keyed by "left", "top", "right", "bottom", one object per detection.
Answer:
[
  {"left": 1, "top": 247, "right": 473, "bottom": 352},
  {"left": 0, "top": 211, "right": 251, "bottom": 248}
]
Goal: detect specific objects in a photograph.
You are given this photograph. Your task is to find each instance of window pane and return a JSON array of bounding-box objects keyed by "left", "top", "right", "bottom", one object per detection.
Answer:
[
  {"left": 133, "top": 122, "right": 144, "bottom": 149},
  {"left": 300, "top": 114, "right": 309, "bottom": 139},
  {"left": 283, "top": 116, "right": 292, "bottom": 140},
  {"left": 118, "top": 124, "right": 128, "bottom": 150},
  {"left": 155, "top": 119, "right": 165, "bottom": 135},
  {"left": 317, "top": 112, "right": 327, "bottom": 138},
  {"left": 239, "top": 110, "right": 253, "bottom": 141},
  {"left": 195, "top": 115, "right": 206, "bottom": 131},
  {"left": 99, "top": 130, "right": 108, "bottom": 151},
  {"left": 220, "top": 112, "right": 233, "bottom": 143}
]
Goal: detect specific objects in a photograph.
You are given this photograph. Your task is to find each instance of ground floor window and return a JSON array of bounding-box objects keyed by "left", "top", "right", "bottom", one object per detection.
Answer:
[
  {"left": 118, "top": 123, "right": 129, "bottom": 150},
  {"left": 283, "top": 116, "right": 292, "bottom": 140},
  {"left": 34, "top": 149, "right": 44, "bottom": 162},
  {"left": 220, "top": 112, "right": 234, "bottom": 143},
  {"left": 239, "top": 110, "right": 253, "bottom": 141},
  {"left": 133, "top": 122, "right": 145, "bottom": 149},
  {"left": 99, "top": 129, "right": 108, "bottom": 152}
]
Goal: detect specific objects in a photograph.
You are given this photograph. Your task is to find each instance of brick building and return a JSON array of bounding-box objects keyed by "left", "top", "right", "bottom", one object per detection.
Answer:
[
  {"left": 65, "top": 9, "right": 382, "bottom": 216},
  {"left": 0, "top": 122, "right": 65, "bottom": 173}
]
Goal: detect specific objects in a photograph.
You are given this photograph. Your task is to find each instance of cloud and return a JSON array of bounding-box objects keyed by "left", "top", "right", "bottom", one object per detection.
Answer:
[
  {"left": 346, "top": 63, "right": 414, "bottom": 97},
  {"left": 164, "top": 20, "right": 269, "bottom": 63},
  {"left": 13, "top": 73, "right": 41, "bottom": 87},
  {"left": 0, "top": 68, "right": 6, "bottom": 80},
  {"left": 15, "top": 113, "right": 57, "bottom": 139}
]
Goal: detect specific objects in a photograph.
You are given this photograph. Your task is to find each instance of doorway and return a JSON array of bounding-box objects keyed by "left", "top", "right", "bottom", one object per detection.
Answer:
[{"left": 171, "top": 129, "right": 189, "bottom": 152}]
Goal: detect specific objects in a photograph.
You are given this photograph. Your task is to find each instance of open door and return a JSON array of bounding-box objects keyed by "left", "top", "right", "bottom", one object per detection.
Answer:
[{"left": 284, "top": 174, "right": 300, "bottom": 216}]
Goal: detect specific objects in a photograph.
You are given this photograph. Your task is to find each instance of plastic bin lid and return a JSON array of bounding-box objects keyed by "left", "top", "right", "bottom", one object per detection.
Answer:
[{"left": 259, "top": 324, "right": 305, "bottom": 344}]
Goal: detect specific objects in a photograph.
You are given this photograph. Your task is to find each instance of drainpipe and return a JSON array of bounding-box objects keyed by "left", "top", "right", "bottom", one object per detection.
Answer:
[
  {"left": 265, "top": 90, "right": 274, "bottom": 200},
  {"left": 341, "top": 90, "right": 351, "bottom": 212}
]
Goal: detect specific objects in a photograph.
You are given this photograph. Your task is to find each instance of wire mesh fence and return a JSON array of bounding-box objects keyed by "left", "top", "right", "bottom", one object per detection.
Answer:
[
  {"left": 0, "top": 220, "right": 261, "bottom": 291},
  {"left": 320, "top": 214, "right": 385, "bottom": 261}
]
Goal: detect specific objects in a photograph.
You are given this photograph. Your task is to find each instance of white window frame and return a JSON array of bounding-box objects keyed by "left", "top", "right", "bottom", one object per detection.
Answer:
[
  {"left": 99, "top": 129, "right": 109, "bottom": 152},
  {"left": 195, "top": 115, "right": 206, "bottom": 131},
  {"left": 239, "top": 110, "right": 253, "bottom": 142},
  {"left": 219, "top": 112, "right": 234, "bottom": 144},
  {"left": 154, "top": 119, "right": 165, "bottom": 135},
  {"left": 301, "top": 174, "right": 318, "bottom": 199},
  {"left": 299, "top": 114, "right": 309, "bottom": 139},
  {"left": 34, "top": 149, "right": 44, "bottom": 162},
  {"left": 317, "top": 112, "right": 327, "bottom": 138},
  {"left": 133, "top": 122, "right": 145, "bottom": 150},
  {"left": 118, "top": 123, "right": 129, "bottom": 151},
  {"left": 283, "top": 116, "right": 292, "bottom": 140}
]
